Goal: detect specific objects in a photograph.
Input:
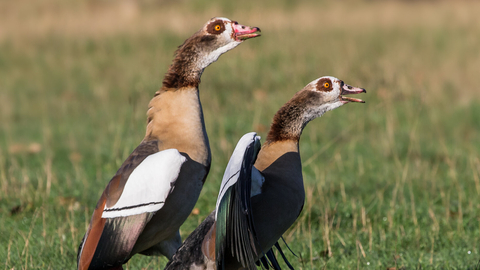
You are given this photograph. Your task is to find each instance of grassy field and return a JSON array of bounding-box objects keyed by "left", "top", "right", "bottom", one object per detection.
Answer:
[{"left": 1, "top": 0, "right": 480, "bottom": 269}]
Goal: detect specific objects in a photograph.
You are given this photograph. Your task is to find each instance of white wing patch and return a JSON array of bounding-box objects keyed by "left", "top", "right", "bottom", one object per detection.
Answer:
[
  {"left": 215, "top": 132, "right": 258, "bottom": 220},
  {"left": 102, "top": 149, "right": 187, "bottom": 218}
]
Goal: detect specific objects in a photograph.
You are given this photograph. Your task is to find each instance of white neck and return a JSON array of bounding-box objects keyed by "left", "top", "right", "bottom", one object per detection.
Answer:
[{"left": 197, "top": 41, "right": 241, "bottom": 70}]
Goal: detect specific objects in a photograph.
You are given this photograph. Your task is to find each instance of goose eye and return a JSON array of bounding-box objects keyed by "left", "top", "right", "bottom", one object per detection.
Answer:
[
  {"left": 207, "top": 20, "right": 225, "bottom": 34},
  {"left": 324, "top": 82, "right": 330, "bottom": 88}
]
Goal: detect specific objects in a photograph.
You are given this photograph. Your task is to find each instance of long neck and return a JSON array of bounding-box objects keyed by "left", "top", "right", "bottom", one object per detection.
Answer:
[
  {"left": 162, "top": 38, "right": 205, "bottom": 90},
  {"left": 266, "top": 90, "right": 331, "bottom": 144},
  {"left": 257, "top": 97, "right": 306, "bottom": 171},
  {"left": 145, "top": 36, "right": 213, "bottom": 164},
  {"left": 143, "top": 37, "right": 215, "bottom": 164},
  {"left": 266, "top": 101, "right": 307, "bottom": 144},
  {"left": 161, "top": 35, "right": 239, "bottom": 90}
]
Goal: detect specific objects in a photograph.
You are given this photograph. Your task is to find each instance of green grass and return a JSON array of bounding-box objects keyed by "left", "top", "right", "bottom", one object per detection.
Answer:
[{"left": 1, "top": 0, "right": 480, "bottom": 269}]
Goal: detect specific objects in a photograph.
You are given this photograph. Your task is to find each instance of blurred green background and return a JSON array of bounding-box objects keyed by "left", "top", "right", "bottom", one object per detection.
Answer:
[{"left": 1, "top": 0, "right": 480, "bottom": 269}]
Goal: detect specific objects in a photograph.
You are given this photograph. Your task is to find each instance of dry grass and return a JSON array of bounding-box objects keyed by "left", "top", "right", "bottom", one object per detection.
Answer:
[{"left": 2, "top": 1, "right": 480, "bottom": 39}]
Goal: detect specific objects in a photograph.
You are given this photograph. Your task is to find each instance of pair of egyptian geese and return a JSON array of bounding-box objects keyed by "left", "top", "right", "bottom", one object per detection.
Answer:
[{"left": 77, "top": 17, "right": 366, "bottom": 270}]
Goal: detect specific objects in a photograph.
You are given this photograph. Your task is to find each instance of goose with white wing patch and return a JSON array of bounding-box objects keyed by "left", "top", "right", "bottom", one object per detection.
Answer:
[
  {"left": 165, "top": 76, "right": 366, "bottom": 270},
  {"left": 77, "top": 17, "right": 260, "bottom": 270}
]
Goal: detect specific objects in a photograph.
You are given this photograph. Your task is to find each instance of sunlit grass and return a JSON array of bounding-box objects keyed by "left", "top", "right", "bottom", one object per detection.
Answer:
[{"left": 1, "top": 0, "right": 480, "bottom": 269}]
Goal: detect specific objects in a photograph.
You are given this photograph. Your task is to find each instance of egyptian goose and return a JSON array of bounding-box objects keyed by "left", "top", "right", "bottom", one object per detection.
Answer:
[
  {"left": 165, "top": 76, "right": 366, "bottom": 269},
  {"left": 77, "top": 17, "right": 260, "bottom": 270}
]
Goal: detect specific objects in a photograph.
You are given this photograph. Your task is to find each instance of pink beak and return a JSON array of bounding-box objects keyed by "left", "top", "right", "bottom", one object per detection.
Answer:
[
  {"left": 232, "top": 21, "right": 261, "bottom": 41},
  {"left": 340, "top": 83, "right": 366, "bottom": 103}
]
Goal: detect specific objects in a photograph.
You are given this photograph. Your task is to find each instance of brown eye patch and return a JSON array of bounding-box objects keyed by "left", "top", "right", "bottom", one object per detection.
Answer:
[
  {"left": 316, "top": 78, "right": 333, "bottom": 92},
  {"left": 206, "top": 20, "right": 226, "bottom": 35}
]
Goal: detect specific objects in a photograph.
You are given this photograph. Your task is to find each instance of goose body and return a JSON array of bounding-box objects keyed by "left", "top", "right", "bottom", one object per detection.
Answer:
[
  {"left": 166, "top": 76, "right": 366, "bottom": 270},
  {"left": 77, "top": 17, "right": 260, "bottom": 270}
]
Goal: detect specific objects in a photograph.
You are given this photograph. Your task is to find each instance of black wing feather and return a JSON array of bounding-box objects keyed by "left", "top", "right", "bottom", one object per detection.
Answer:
[
  {"left": 215, "top": 133, "right": 296, "bottom": 269},
  {"left": 216, "top": 134, "right": 261, "bottom": 269}
]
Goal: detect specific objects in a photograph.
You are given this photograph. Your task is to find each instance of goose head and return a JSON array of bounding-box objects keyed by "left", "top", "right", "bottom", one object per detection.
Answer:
[
  {"left": 191, "top": 17, "right": 261, "bottom": 69},
  {"left": 267, "top": 76, "right": 365, "bottom": 142},
  {"left": 163, "top": 17, "right": 260, "bottom": 89},
  {"left": 299, "top": 76, "right": 366, "bottom": 122}
]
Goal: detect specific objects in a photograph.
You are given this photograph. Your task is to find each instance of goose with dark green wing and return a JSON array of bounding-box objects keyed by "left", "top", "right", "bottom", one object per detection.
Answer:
[{"left": 165, "top": 76, "right": 366, "bottom": 269}]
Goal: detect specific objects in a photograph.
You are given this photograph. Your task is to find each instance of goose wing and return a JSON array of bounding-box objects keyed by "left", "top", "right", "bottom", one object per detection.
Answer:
[
  {"left": 215, "top": 132, "right": 262, "bottom": 269},
  {"left": 77, "top": 140, "right": 187, "bottom": 270}
]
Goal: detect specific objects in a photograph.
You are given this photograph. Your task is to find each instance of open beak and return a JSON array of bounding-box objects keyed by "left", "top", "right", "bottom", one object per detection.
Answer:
[
  {"left": 340, "top": 83, "right": 366, "bottom": 103},
  {"left": 232, "top": 21, "right": 261, "bottom": 41}
]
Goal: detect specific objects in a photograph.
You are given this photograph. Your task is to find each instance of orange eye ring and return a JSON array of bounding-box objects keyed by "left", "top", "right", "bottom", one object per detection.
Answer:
[
  {"left": 214, "top": 25, "right": 221, "bottom": 31},
  {"left": 324, "top": 82, "right": 330, "bottom": 88}
]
